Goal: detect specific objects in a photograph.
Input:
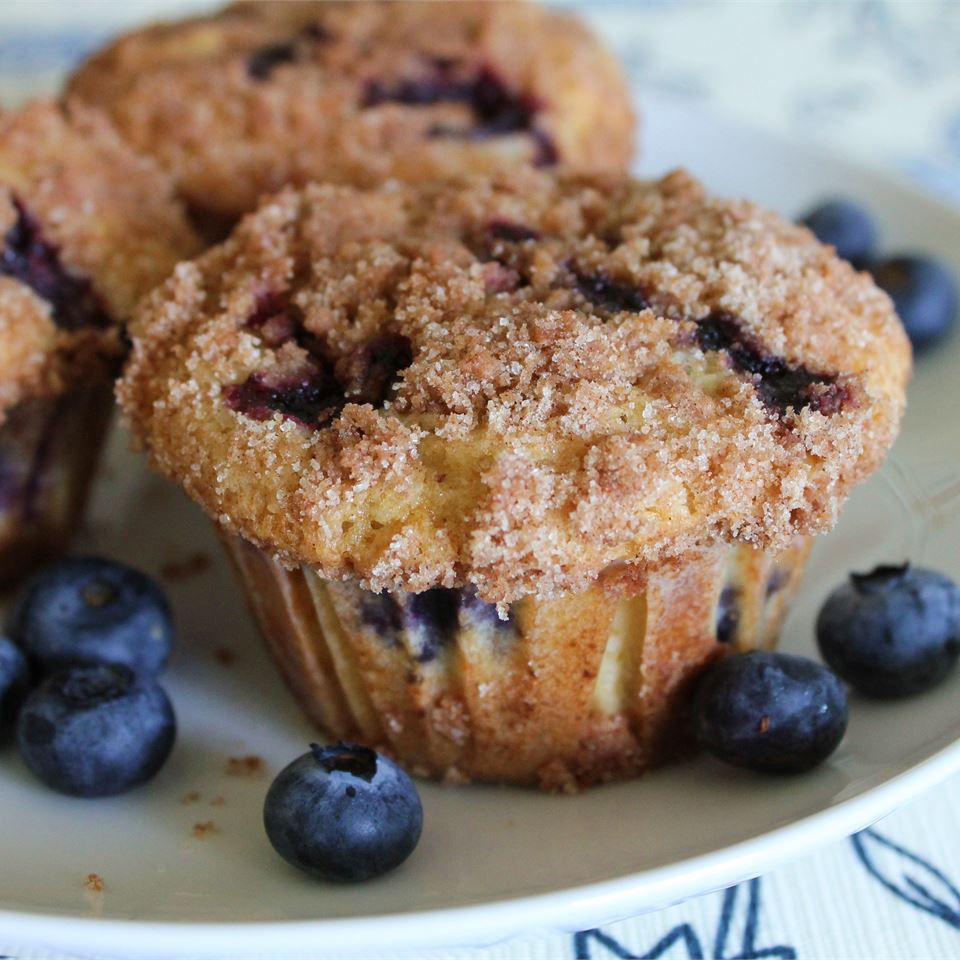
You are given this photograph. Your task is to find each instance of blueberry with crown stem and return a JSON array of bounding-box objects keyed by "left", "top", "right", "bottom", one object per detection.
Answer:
[
  {"left": 8, "top": 556, "right": 173, "bottom": 676},
  {"left": 816, "top": 564, "right": 960, "bottom": 698},
  {"left": 692, "top": 651, "right": 848, "bottom": 773},
  {"left": 16, "top": 663, "right": 176, "bottom": 797},
  {"left": 264, "top": 742, "right": 422, "bottom": 882}
]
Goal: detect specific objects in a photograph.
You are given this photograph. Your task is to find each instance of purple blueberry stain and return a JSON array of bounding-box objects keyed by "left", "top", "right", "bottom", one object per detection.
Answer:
[
  {"left": 224, "top": 370, "right": 346, "bottom": 427},
  {"left": 245, "top": 290, "right": 299, "bottom": 338},
  {"left": 247, "top": 42, "right": 297, "bottom": 81},
  {"left": 405, "top": 588, "right": 460, "bottom": 663},
  {"left": 356, "top": 587, "right": 515, "bottom": 659},
  {"left": 487, "top": 221, "right": 540, "bottom": 244},
  {"left": 1, "top": 199, "right": 110, "bottom": 331},
  {"left": 228, "top": 299, "right": 413, "bottom": 428},
  {"left": 247, "top": 23, "right": 331, "bottom": 81},
  {"left": 716, "top": 585, "right": 740, "bottom": 644},
  {"left": 481, "top": 261, "right": 522, "bottom": 295},
  {"left": 574, "top": 270, "right": 651, "bottom": 314},
  {"left": 530, "top": 129, "right": 559, "bottom": 168},
  {"left": 335, "top": 334, "right": 413, "bottom": 407},
  {"left": 460, "top": 587, "right": 514, "bottom": 632},
  {"left": 362, "top": 61, "right": 558, "bottom": 166},
  {"left": 358, "top": 593, "right": 403, "bottom": 648},
  {"left": 464, "top": 223, "right": 537, "bottom": 287},
  {"left": 694, "top": 312, "right": 847, "bottom": 417},
  {"left": 445, "top": 67, "right": 538, "bottom": 136},
  {"left": 564, "top": 271, "right": 849, "bottom": 418},
  {"left": 766, "top": 566, "right": 791, "bottom": 597}
]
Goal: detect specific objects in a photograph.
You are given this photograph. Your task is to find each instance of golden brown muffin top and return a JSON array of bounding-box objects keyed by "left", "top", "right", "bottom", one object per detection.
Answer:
[
  {"left": 0, "top": 99, "right": 201, "bottom": 421},
  {"left": 119, "top": 169, "right": 911, "bottom": 603},
  {"left": 68, "top": 0, "right": 635, "bottom": 224}
]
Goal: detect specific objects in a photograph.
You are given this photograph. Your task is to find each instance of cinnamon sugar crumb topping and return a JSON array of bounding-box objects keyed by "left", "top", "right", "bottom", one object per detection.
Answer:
[{"left": 120, "top": 169, "right": 910, "bottom": 603}]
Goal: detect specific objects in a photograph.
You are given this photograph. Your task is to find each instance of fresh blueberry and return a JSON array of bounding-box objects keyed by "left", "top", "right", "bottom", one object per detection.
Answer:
[
  {"left": 692, "top": 651, "right": 848, "bottom": 773},
  {"left": 870, "top": 255, "right": 957, "bottom": 351},
  {"left": 816, "top": 564, "right": 960, "bottom": 698},
  {"left": 0, "top": 636, "right": 30, "bottom": 735},
  {"left": 8, "top": 556, "right": 173, "bottom": 676},
  {"left": 263, "top": 742, "right": 423, "bottom": 882},
  {"left": 799, "top": 199, "right": 878, "bottom": 264},
  {"left": 16, "top": 664, "right": 175, "bottom": 797}
]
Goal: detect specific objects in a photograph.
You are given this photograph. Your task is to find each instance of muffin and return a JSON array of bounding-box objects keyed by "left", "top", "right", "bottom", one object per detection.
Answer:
[
  {"left": 0, "top": 99, "right": 200, "bottom": 584},
  {"left": 118, "top": 169, "right": 910, "bottom": 789},
  {"left": 67, "top": 0, "right": 634, "bottom": 233}
]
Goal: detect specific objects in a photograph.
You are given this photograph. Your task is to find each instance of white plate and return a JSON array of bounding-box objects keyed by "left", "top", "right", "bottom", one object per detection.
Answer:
[{"left": 1, "top": 93, "right": 959, "bottom": 960}]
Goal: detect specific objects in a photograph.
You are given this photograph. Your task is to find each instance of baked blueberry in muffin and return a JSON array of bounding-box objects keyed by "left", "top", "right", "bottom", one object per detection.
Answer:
[
  {"left": 119, "top": 169, "right": 909, "bottom": 789},
  {"left": 0, "top": 99, "right": 199, "bottom": 582},
  {"left": 67, "top": 1, "right": 635, "bottom": 231}
]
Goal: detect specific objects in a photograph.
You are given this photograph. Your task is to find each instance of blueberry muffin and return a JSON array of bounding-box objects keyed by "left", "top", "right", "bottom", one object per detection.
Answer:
[
  {"left": 118, "top": 169, "right": 910, "bottom": 788},
  {"left": 0, "top": 99, "right": 200, "bottom": 583},
  {"left": 67, "top": 0, "right": 634, "bottom": 233}
]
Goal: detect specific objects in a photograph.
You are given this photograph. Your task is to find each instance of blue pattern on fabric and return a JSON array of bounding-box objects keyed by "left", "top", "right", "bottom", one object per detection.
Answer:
[
  {"left": 573, "top": 879, "right": 796, "bottom": 960},
  {"left": 852, "top": 827, "right": 960, "bottom": 930}
]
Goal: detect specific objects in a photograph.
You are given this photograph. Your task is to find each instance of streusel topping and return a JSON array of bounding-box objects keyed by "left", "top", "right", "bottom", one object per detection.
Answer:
[
  {"left": 0, "top": 100, "right": 200, "bottom": 421},
  {"left": 68, "top": 0, "right": 634, "bottom": 223},
  {"left": 119, "top": 169, "right": 910, "bottom": 603}
]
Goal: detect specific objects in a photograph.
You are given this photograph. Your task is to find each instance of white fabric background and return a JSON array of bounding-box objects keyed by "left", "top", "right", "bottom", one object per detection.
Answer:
[{"left": 1, "top": 3, "right": 959, "bottom": 958}]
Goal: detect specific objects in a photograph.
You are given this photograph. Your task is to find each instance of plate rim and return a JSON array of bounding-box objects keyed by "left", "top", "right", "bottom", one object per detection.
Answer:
[
  {"left": 2, "top": 89, "right": 960, "bottom": 958},
  {"left": 2, "top": 735, "right": 960, "bottom": 957}
]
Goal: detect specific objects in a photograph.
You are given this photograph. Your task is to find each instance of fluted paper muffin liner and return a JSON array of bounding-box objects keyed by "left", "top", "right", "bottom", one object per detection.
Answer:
[
  {"left": 222, "top": 532, "right": 812, "bottom": 790},
  {"left": 0, "top": 387, "right": 113, "bottom": 584}
]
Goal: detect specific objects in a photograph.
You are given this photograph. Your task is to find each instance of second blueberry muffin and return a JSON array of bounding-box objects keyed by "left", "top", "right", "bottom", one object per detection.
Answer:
[
  {"left": 67, "top": 0, "right": 635, "bottom": 231},
  {"left": 119, "top": 169, "right": 910, "bottom": 789},
  {"left": 0, "top": 99, "right": 200, "bottom": 583}
]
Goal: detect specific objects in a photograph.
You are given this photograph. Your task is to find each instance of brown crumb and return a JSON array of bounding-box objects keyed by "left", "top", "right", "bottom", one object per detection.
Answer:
[
  {"left": 209, "top": 795, "right": 226, "bottom": 807},
  {"left": 758, "top": 715, "right": 771, "bottom": 734},
  {"left": 84, "top": 873, "right": 104, "bottom": 893},
  {"left": 213, "top": 646, "right": 236, "bottom": 667},
  {"left": 192, "top": 820, "right": 220, "bottom": 839},
  {"left": 226, "top": 754, "right": 264, "bottom": 777},
  {"left": 179, "top": 790, "right": 201, "bottom": 805},
  {"left": 159, "top": 551, "right": 211, "bottom": 582}
]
